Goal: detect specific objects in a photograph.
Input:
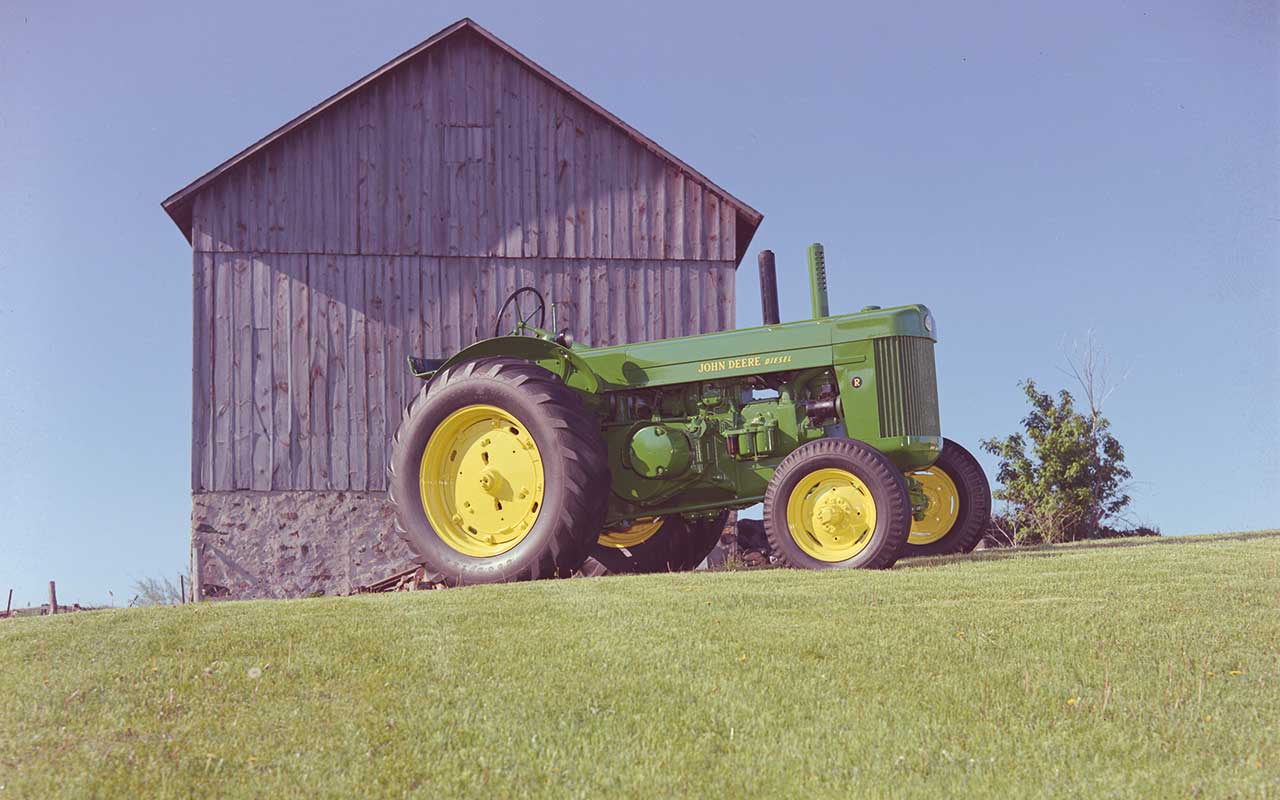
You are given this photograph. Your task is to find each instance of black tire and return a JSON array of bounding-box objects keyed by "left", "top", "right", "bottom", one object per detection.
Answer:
[
  {"left": 580, "top": 510, "right": 730, "bottom": 575},
  {"left": 388, "top": 357, "right": 609, "bottom": 586},
  {"left": 901, "top": 438, "right": 992, "bottom": 558},
  {"left": 581, "top": 516, "right": 692, "bottom": 576},
  {"left": 676, "top": 511, "right": 731, "bottom": 571},
  {"left": 764, "top": 438, "right": 911, "bottom": 570}
]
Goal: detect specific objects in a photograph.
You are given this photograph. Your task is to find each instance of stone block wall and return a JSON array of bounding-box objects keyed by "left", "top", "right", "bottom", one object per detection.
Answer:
[{"left": 191, "top": 491, "right": 415, "bottom": 599}]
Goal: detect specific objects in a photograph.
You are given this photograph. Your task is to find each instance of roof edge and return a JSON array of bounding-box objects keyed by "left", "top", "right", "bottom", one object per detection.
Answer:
[{"left": 162, "top": 18, "right": 762, "bottom": 241}]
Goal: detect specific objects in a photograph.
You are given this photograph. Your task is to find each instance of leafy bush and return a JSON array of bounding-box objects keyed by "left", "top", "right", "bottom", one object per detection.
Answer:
[{"left": 981, "top": 379, "right": 1132, "bottom": 545}]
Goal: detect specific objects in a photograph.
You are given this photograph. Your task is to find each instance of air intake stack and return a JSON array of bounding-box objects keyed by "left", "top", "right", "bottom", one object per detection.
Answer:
[{"left": 807, "top": 243, "right": 830, "bottom": 319}]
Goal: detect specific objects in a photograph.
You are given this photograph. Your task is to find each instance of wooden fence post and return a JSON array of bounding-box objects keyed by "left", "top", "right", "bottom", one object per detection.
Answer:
[
  {"left": 5, "top": 588, "right": 11, "bottom": 615},
  {"left": 179, "top": 575, "right": 186, "bottom": 604},
  {"left": 48, "top": 581, "right": 58, "bottom": 615}
]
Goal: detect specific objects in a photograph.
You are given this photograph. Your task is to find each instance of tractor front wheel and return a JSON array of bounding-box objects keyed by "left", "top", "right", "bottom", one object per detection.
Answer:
[
  {"left": 764, "top": 439, "right": 911, "bottom": 570},
  {"left": 902, "top": 438, "right": 992, "bottom": 557},
  {"left": 388, "top": 357, "right": 609, "bottom": 585}
]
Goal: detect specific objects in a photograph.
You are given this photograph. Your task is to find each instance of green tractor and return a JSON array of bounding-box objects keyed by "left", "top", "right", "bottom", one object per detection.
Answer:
[{"left": 389, "top": 244, "right": 991, "bottom": 585}]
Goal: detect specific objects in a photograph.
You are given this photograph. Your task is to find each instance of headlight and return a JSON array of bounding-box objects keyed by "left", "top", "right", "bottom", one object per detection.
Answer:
[{"left": 922, "top": 311, "right": 935, "bottom": 334}]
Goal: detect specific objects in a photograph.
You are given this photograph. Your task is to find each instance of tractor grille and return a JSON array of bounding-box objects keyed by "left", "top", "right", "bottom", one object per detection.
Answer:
[{"left": 873, "top": 336, "right": 940, "bottom": 438}]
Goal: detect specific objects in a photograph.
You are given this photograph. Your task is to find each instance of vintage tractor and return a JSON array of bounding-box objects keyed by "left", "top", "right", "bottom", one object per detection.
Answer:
[{"left": 389, "top": 245, "right": 991, "bottom": 585}]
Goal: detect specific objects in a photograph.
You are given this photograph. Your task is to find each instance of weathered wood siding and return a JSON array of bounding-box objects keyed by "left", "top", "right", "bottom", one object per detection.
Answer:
[
  {"left": 187, "top": 29, "right": 744, "bottom": 494},
  {"left": 189, "top": 30, "right": 739, "bottom": 261},
  {"left": 192, "top": 253, "right": 735, "bottom": 492}
]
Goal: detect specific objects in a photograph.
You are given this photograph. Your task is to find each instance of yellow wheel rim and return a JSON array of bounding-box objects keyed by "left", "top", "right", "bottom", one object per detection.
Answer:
[
  {"left": 419, "top": 404, "right": 545, "bottom": 558},
  {"left": 785, "top": 468, "right": 877, "bottom": 562},
  {"left": 907, "top": 466, "right": 960, "bottom": 545},
  {"left": 598, "top": 517, "right": 664, "bottom": 549}
]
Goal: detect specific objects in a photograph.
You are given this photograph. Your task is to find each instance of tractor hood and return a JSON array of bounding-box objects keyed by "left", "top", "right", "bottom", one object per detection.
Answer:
[{"left": 579, "top": 304, "right": 935, "bottom": 391}]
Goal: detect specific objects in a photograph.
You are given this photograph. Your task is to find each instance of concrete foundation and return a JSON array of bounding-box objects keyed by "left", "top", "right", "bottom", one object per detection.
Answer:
[{"left": 191, "top": 491, "right": 416, "bottom": 600}]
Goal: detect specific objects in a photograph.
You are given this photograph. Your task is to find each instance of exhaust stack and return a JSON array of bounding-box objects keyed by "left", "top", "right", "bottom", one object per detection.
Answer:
[{"left": 758, "top": 250, "right": 780, "bottom": 325}]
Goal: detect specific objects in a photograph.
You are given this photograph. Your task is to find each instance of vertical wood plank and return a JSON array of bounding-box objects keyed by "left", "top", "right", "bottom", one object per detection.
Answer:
[
  {"left": 538, "top": 90, "right": 557, "bottom": 258},
  {"left": 500, "top": 59, "right": 522, "bottom": 258},
  {"left": 625, "top": 261, "right": 643, "bottom": 343},
  {"left": 338, "top": 99, "right": 360, "bottom": 254},
  {"left": 606, "top": 259, "right": 624, "bottom": 344},
  {"left": 264, "top": 143, "right": 284, "bottom": 253},
  {"left": 705, "top": 193, "right": 722, "bottom": 261},
  {"left": 572, "top": 263, "right": 590, "bottom": 344},
  {"left": 463, "top": 255, "right": 479, "bottom": 345},
  {"left": 288, "top": 255, "right": 311, "bottom": 487},
  {"left": 245, "top": 157, "right": 265, "bottom": 253},
  {"left": 422, "top": 256, "right": 443, "bottom": 358},
  {"left": 365, "top": 257, "right": 387, "bottom": 491},
  {"left": 191, "top": 194, "right": 213, "bottom": 253},
  {"left": 327, "top": 256, "right": 350, "bottom": 490},
  {"left": 727, "top": 262, "right": 737, "bottom": 330},
  {"left": 588, "top": 262, "right": 608, "bottom": 347},
  {"left": 440, "top": 256, "right": 459, "bottom": 351},
  {"left": 575, "top": 120, "right": 591, "bottom": 259},
  {"left": 485, "top": 44, "right": 502, "bottom": 257},
  {"left": 346, "top": 256, "right": 368, "bottom": 491},
  {"left": 651, "top": 158, "right": 666, "bottom": 259},
  {"left": 270, "top": 258, "right": 292, "bottom": 490},
  {"left": 718, "top": 262, "right": 736, "bottom": 331},
  {"left": 643, "top": 261, "right": 659, "bottom": 340},
  {"left": 355, "top": 83, "right": 373, "bottom": 254},
  {"left": 593, "top": 126, "right": 612, "bottom": 259},
  {"left": 663, "top": 260, "right": 681, "bottom": 338},
  {"left": 687, "top": 181, "right": 703, "bottom": 260},
  {"left": 308, "top": 254, "right": 331, "bottom": 487},
  {"left": 684, "top": 260, "right": 702, "bottom": 336},
  {"left": 475, "top": 258, "right": 493, "bottom": 341},
  {"left": 403, "top": 65, "right": 424, "bottom": 256},
  {"left": 405, "top": 257, "right": 425, "bottom": 369},
  {"left": 296, "top": 126, "right": 316, "bottom": 253},
  {"left": 612, "top": 131, "right": 629, "bottom": 259},
  {"left": 721, "top": 203, "right": 736, "bottom": 263},
  {"left": 401, "top": 256, "right": 423, "bottom": 428},
  {"left": 250, "top": 256, "right": 272, "bottom": 491},
  {"left": 383, "top": 257, "right": 406, "bottom": 481},
  {"left": 704, "top": 262, "right": 721, "bottom": 333},
  {"left": 669, "top": 170, "right": 685, "bottom": 260},
  {"left": 559, "top": 105, "right": 576, "bottom": 259},
  {"left": 232, "top": 255, "right": 253, "bottom": 489},
  {"left": 212, "top": 255, "right": 234, "bottom": 489},
  {"left": 192, "top": 251, "right": 214, "bottom": 491}
]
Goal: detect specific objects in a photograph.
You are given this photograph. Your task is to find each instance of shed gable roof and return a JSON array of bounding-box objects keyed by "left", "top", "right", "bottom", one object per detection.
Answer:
[{"left": 161, "top": 17, "right": 762, "bottom": 254}]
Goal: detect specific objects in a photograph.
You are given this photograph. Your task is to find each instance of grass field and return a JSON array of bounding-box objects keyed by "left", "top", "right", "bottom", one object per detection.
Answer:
[{"left": 2, "top": 532, "right": 1278, "bottom": 798}]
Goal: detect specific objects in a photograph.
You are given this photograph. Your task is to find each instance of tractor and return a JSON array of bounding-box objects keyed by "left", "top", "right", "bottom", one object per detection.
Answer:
[{"left": 388, "top": 244, "right": 991, "bottom": 585}]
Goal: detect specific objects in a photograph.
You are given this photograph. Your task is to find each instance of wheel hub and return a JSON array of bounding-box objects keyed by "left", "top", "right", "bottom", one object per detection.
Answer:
[
  {"left": 419, "top": 405, "right": 545, "bottom": 557},
  {"left": 785, "top": 468, "right": 877, "bottom": 562},
  {"left": 906, "top": 466, "right": 960, "bottom": 545}
]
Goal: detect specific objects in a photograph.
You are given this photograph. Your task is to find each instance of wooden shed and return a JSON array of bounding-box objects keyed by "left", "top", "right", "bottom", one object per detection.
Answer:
[{"left": 163, "top": 17, "right": 762, "bottom": 599}]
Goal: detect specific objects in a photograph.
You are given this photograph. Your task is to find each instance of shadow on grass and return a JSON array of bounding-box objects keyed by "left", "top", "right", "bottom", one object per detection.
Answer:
[{"left": 897, "top": 529, "right": 1280, "bottom": 571}]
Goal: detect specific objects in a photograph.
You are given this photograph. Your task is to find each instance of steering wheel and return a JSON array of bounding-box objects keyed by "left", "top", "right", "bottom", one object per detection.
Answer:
[{"left": 494, "top": 287, "right": 546, "bottom": 337}]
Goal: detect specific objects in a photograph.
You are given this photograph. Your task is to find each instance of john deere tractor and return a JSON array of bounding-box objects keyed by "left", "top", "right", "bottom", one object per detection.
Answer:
[{"left": 389, "top": 244, "right": 991, "bottom": 585}]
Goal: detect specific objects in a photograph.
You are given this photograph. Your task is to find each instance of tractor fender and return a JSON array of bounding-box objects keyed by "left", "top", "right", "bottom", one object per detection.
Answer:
[{"left": 422, "top": 336, "right": 601, "bottom": 394}]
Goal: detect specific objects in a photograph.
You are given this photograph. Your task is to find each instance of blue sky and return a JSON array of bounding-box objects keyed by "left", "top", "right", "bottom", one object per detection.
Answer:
[{"left": 1, "top": 1, "right": 1276, "bottom": 607}]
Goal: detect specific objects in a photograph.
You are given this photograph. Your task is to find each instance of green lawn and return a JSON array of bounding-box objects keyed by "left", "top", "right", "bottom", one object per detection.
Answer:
[{"left": 2, "top": 532, "right": 1278, "bottom": 798}]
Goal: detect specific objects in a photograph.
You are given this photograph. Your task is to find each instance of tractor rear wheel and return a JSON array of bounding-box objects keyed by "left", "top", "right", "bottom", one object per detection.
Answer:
[
  {"left": 388, "top": 357, "right": 609, "bottom": 586},
  {"left": 764, "top": 438, "right": 911, "bottom": 570},
  {"left": 902, "top": 438, "right": 992, "bottom": 557}
]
